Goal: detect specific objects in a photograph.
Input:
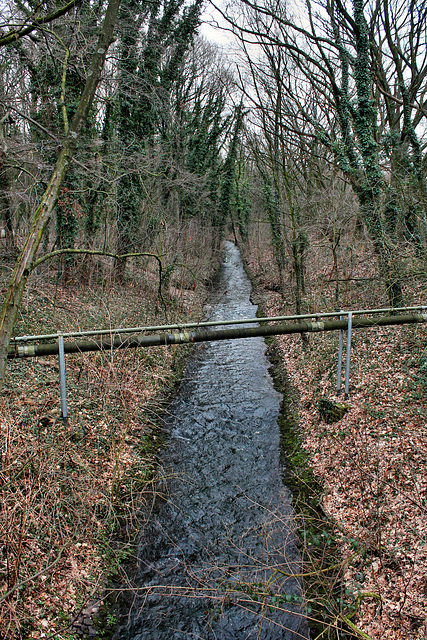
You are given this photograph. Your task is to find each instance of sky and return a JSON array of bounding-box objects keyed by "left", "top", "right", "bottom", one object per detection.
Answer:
[{"left": 199, "top": 0, "right": 237, "bottom": 48}]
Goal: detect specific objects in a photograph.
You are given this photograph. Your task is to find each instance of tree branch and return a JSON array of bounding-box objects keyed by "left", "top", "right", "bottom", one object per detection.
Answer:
[
  {"left": 0, "top": 102, "right": 59, "bottom": 141},
  {"left": 0, "top": 0, "right": 80, "bottom": 47},
  {"left": 33, "top": 248, "right": 164, "bottom": 271},
  {"left": 32, "top": 248, "right": 167, "bottom": 307}
]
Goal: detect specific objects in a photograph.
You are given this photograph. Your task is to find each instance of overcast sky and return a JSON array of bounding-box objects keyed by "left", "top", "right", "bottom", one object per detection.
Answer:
[{"left": 199, "top": 0, "right": 236, "bottom": 48}]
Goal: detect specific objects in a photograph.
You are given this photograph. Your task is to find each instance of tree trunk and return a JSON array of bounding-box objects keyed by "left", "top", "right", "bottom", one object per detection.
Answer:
[
  {"left": 361, "top": 199, "right": 404, "bottom": 308},
  {"left": 0, "top": 0, "right": 121, "bottom": 388},
  {"left": 352, "top": 0, "right": 404, "bottom": 307}
]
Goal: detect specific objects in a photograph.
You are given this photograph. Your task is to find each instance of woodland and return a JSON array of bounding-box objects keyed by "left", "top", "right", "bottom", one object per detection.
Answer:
[{"left": 0, "top": 0, "right": 426, "bottom": 638}]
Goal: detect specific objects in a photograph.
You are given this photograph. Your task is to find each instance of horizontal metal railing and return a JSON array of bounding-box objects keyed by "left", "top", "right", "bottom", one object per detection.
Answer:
[
  {"left": 8, "top": 306, "right": 426, "bottom": 422},
  {"left": 8, "top": 311, "right": 427, "bottom": 359},
  {"left": 9, "top": 304, "right": 427, "bottom": 344}
]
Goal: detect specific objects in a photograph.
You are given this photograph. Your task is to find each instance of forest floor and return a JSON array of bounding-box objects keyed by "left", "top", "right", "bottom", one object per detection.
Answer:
[
  {"left": 0, "top": 251, "right": 214, "bottom": 640},
  {"left": 2, "top": 234, "right": 427, "bottom": 640},
  {"left": 244, "top": 234, "right": 427, "bottom": 640}
]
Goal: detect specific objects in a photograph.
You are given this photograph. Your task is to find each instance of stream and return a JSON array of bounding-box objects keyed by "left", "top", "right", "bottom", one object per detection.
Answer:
[{"left": 114, "top": 241, "right": 310, "bottom": 639}]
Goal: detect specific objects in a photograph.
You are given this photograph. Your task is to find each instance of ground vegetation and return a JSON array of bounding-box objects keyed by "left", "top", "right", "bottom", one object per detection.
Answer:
[
  {"left": 0, "top": 220, "right": 216, "bottom": 639},
  {"left": 243, "top": 216, "right": 427, "bottom": 639}
]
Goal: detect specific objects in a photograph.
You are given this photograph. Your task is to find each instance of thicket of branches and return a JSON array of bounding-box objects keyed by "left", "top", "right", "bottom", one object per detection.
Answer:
[
  {"left": 1, "top": 0, "right": 427, "bottom": 385},
  {"left": 229, "top": 0, "right": 427, "bottom": 314}
]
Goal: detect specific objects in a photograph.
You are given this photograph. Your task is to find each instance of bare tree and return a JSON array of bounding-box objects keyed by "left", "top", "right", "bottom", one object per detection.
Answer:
[
  {"left": 223, "top": 0, "right": 427, "bottom": 306},
  {"left": 0, "top": 0, "right": 121, "bottom": 386}
]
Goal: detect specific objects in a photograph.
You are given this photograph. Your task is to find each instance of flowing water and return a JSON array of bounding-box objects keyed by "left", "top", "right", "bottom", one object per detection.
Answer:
[{"left": 115, "top": 242, "right": 310, "bottom": 639}]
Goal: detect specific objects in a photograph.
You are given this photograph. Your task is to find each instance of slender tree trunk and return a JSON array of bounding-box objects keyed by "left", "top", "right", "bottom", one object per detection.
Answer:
[
  {"left": 361, "top": 198, "right": 404, "bottom": 308},
  {"left": 0, "top": 0, "right": 121, "bottom": 388},
  {"left": 0, "top": 135, "right": 17, "bottom": 257},
  {"left": 352, "top": 0, "right": 404, "bottom": 307},
  {"left": 0, "top": 175, "right": 16, "bottom": 257},
  {"left": 331, "top": 235, "right": 340, "bottom": 306}
]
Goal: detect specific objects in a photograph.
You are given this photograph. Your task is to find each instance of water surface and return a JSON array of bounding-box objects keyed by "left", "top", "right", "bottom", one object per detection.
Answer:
[{"left": 115, "top": 242, "right": 309, "bottom": 639}]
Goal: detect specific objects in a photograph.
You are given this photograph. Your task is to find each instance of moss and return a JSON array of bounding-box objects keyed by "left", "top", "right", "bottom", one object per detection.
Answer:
[
  {"left": 266, "top": 339, "right": 324, "bottom": 510},
  {"left": 266, "top": 339, "right": 352, "bottom": 638},
  {"left": 318, "top": 398, "right": 350, "bottom": 423}
]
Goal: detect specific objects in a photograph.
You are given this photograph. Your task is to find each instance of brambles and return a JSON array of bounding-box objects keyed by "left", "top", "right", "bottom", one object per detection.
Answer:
[
  {"left": 0, "top": 225, "right": 215, "bottom": 639},
  {"left": 245, "top": 219, "right": 427, "bottom": 639}
]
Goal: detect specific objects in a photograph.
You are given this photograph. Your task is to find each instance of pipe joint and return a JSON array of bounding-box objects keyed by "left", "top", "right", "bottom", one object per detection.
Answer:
[
  {"left": 310, "top": 321, "right": 325, "bottom": 331},
  {"left": 17, "top": 344, "right": 36, "bottom": 358}
]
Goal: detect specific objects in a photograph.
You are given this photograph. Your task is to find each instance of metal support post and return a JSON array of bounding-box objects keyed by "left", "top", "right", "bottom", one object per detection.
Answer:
[
  {"left": 344, "top": 312, "right": 353, "bottom": 400},
  {"left": 58, "top": 333, "right": 68, "bottom": 424},
  {"left": 336, "top": 312, "right": 344, "bottom": 395}
]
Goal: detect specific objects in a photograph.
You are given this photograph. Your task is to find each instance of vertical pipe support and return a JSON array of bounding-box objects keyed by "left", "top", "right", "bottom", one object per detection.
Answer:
[
  {"left": 58, "top": 333, "right": 68, "bottom": 424},
  {"left": 336, "top": 312, "right": 344, "bottom": 395},
  {"left": 344, "top": 312, "right": 353, "bottom": 400}
]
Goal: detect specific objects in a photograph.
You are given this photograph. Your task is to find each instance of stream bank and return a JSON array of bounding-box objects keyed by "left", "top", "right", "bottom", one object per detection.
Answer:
[
  {"left": 262, "top": 340, "right": 345, "bottom": 639},
  {"left": 245, "top": 258, "right": 374, "bottom": 640}
]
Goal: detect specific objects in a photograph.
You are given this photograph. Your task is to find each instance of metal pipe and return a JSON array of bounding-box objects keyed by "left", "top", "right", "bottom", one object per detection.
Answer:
[
  {"left": 57, "top": 334, "right": 68, "bottom": 424},
  {"left": 9, "top": 305, "right": 427, "bottom": 343},
  {"left": 8, "top": 313, "right": 427, "bottom": 359},
  {"left": 344, "top": 313, "right": 353, "bottom": 400},
  {"left": 336, "top": 313, "right": 344, "bottom": 395}
]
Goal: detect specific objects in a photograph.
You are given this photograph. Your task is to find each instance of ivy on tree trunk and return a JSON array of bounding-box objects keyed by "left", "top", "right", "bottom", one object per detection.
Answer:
[{"left": 0, "top": 0, "right": 122, "bottom": 388}]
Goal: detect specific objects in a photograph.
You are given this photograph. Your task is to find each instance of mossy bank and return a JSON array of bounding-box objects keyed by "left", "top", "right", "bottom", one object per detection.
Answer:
[{"left": 247, "top": 268, "right": 356, "bottom": 639}]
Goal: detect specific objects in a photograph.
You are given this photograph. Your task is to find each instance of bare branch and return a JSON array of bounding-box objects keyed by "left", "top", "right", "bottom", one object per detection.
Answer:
[{"left": 0, "top": 0, "right": 80, "bottom": 48}]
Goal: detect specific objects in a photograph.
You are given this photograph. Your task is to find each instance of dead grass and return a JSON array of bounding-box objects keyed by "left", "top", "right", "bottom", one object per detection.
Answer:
[
  {"left": 0, "top": 227, "right": 216, "bottom": 639},
  {"left": 244, "top": 225, "right": 427, "bottom": 639}
]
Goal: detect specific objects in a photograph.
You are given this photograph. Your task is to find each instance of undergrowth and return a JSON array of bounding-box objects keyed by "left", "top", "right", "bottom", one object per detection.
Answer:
[
  {"left": 244, "top": 227, "right": 427, "bottom": 640},
  {"left": 0, "top": 247, "right": 213, "bottom": 639}
]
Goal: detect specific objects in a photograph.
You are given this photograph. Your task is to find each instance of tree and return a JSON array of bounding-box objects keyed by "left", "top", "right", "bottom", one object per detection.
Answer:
[
  {"left": 369, "top": 0, "right": 427, "bottom": 250},
  {"left": 226, "top": 0, "right": 427, "bottom": 306},
  {"left": 0, "top": 0, "right": 122, "bottom": 387},
  {"left": 233, "top": 144, "right": 251, "bottom": 242},
  {"left": 217, "top": 102, "right": 245, "bottom": 242},
  {"left": 237, "top": 39, "right": 313, "bottom": 313},
  {"left": 175, "top": 39, "right": 234, "bottom": 225},
  {"left": 113, "top": 0, "right": 204, "bottom": 280},
  {"left": 0, "top": 0, "right": 79, "bottom": 48}
]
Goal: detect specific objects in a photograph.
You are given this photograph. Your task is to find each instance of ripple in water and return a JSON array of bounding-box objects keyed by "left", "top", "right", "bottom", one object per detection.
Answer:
[{"left": 114, "top": 242, "right": 310, "bottom": 639}]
